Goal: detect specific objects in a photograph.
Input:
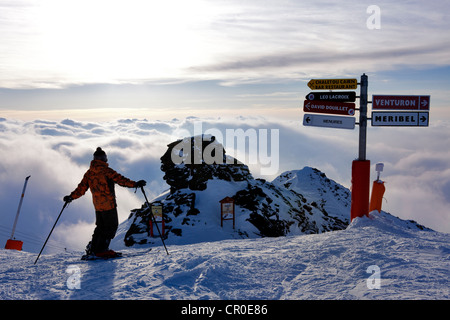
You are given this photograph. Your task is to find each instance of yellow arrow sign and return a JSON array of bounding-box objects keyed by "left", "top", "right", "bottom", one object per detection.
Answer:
[{"left": 308, "top": 78, "right": 358, "bottom": 90}]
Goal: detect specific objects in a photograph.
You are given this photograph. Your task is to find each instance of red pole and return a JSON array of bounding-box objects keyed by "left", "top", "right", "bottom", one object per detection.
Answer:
[{"left": 351, "top": 160, "right": 371, "bottom": 221}]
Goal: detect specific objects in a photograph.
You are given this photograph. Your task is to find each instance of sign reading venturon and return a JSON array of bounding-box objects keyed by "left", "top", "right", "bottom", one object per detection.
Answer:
[{"left": 372, "top": 95, "right": 430, "bottom": 110}]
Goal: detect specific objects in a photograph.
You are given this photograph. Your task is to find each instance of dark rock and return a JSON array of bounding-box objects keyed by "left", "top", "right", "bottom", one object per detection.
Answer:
[{"left": 123, "top": 136, "right": 350, "bottom": 247}]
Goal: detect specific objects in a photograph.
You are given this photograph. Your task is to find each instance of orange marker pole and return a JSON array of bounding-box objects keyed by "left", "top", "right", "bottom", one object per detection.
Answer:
[
  {"left": 369, "top": 180, "right": 385, "bottom": 213},
  {"left": 369, "top": 163, "right": 386, "bottom": 213},
  {"left": 351, "top": 160, "right": 371, "bottom": 221}
]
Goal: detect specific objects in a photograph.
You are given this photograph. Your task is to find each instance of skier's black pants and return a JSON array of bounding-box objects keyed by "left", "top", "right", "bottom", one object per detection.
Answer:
[{"left": 90, "top": 208, "right": 118, "bottom": 254}]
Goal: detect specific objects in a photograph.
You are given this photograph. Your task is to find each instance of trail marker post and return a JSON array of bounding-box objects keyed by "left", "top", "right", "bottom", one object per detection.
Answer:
[
  {"left": 5, "top": 175, "right": 31, "bottom": 251},
  {"left": 351, "top": 74, "right": 371, "bottom": 221}
]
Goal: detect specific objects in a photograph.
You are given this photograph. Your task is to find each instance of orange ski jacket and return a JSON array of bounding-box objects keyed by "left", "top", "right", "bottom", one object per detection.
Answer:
[{"left": 70, "top": 160, "right": 137, "bottom": 212}]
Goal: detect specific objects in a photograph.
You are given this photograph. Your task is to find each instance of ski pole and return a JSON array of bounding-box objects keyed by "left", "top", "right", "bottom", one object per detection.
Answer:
[
  {"left": 140, "top": 187, "right": 169, "bottom": 255},
  {"left": 34, "top": 201, "right": 69, "bottom": 265}
]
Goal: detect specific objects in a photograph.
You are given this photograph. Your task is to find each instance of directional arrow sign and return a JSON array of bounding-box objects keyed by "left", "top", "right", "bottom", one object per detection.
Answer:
[
  {"left": 303, "top": 100, "right": 356, "bottom": 116},
  {"left": 307, "top": 78, "right": 357, "bottom": 90},
  {"left": 305, "top": 91, "right": 356, "bottom": 102},
  {"left": 371, "top": 112, "right": 429, "bottom": 127},
  {"left": 303, "top": 114, "right": 355, "bottom": 129},
  {"left": 372, "top": 95, "right": 430, "bottom": 110}
]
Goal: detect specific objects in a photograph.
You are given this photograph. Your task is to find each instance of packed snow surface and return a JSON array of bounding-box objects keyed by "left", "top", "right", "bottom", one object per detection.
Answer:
[{"left": 1, "top": 211, "right": 448, "bottom": 300}]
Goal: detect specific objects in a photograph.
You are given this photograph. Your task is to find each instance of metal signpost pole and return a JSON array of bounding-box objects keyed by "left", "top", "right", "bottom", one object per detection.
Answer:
[
  {"left": 350, "top": 74, "right": 371, "bottom": 221},
  {"left": 358, "top": 74, "right": 368, "bottom": 161}
]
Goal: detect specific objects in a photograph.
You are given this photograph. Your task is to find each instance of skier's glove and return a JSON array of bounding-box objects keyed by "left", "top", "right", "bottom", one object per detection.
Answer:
[
  {"left": 63, "top": 195, "right": 73, "bottom": 203},
  {"left": 136, "top": 180, "right": 147, "bottom": 188}
]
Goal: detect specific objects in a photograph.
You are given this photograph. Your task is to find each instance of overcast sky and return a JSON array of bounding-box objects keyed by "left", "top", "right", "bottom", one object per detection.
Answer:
[
  {"left": 0, "top": 0, "right": 449, "bottom": 120},
  {"left": 0, "top": 1, "right": 449, "bottom": 252}
]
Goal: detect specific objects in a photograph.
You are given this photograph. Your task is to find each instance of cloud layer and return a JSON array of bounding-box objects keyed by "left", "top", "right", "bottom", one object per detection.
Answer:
[{"left": 0, "top": 116, "right": 449, "bottom": 254}]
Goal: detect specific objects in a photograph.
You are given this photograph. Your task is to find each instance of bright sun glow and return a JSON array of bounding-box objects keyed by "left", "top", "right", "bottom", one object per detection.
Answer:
[{"left": 35, "top": 0, "right": 219, "bottom": 85}]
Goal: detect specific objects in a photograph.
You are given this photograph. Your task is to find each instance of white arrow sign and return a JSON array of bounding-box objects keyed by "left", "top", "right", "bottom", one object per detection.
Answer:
[
  {"left": 371, "top": 112, "right": 429, "bottom": 127},
  {"left": 303, "top": 114, "right": 355, "bottom": 129}
]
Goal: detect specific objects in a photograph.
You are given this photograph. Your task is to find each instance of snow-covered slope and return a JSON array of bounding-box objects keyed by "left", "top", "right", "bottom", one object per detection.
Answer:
[
  {"left": 2, "top": 136, "right": 447, "bottom": 301},
  {"left": 1, "top": 211, "right": 448, "bottom": 300}
]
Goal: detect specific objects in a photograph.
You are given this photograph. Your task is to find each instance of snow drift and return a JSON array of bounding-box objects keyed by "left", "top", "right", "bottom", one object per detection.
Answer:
[{"left": 0, "top": 210, "right": 448, "bottom": 300}]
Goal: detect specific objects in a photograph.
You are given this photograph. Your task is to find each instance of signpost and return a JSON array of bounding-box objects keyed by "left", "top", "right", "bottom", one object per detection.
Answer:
[
  {"left": 301, "top": 74, "right": 431, "bottom": 223},
  {"left": 303, "top": 114, "right": 355, "bottom": 129},
  {"left": 220, "top": 197, "right": 235, "bottom": 229},
  {"left": 372, "top": 95, "right": 430, "bottom": 110},
  {"left": 371, "top": 112, "right": 429, "bottom": 127},
  {"left": 149, "top": 203, "right": 165, "bottom": 237},
  {"left": 307, "top": 78, "right": 357, "bottom": 90},
  {"left": 303, "top": 100, "right": 355, "bottom": 116},
  {"left": 305, "top": 91, "right": 356, "bottom": 102}
]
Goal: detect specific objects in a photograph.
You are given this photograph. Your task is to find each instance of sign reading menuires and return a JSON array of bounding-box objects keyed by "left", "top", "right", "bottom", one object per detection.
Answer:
[
  {"left": 303, "top": 114, "right": 355, "bottom": 129},
  {"left": 307, "top": 78, "right": 358, "bottom": 90}
]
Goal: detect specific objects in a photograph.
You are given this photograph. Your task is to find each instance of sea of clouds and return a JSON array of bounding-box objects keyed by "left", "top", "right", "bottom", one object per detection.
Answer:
[{"left": 0, "top": 116, "right": 448, "bottom": 253}]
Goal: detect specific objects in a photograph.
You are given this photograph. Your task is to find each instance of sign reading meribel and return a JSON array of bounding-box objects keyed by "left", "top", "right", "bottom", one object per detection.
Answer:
[
  {"left": 371, "top": 112, "right": 429, "bottom": 127},
  {"left": 308, "top": 78, "right": 358, "bottom": 90}
]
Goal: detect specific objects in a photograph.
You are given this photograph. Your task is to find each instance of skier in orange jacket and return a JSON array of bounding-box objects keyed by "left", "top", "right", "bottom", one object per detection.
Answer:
[{"left": 64, "top": 147, "right": 146, "bottom": 258}]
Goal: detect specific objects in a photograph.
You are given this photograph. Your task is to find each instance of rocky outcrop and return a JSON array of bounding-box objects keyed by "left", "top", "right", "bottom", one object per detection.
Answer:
[
  {"left": 160, "top": 135, "right": 252, "bottom": 192},
  {"left": 123, "top": 136, "right": 350, "bottom": 247}
]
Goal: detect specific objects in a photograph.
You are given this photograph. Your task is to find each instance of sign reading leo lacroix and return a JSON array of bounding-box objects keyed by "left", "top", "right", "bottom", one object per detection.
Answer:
[{"left": 305, "top": 91, "right": 356, "bottom": 102}]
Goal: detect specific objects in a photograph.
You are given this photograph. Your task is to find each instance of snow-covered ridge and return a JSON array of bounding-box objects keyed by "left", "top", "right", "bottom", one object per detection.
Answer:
[{"left": 272, "top": 166, "right": 351, "bottom": 223}]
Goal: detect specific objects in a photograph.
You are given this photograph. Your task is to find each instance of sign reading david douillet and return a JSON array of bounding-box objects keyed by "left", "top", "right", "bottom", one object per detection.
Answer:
[{"left": 303, "top": 100, "right": 355, "bottom": 116}]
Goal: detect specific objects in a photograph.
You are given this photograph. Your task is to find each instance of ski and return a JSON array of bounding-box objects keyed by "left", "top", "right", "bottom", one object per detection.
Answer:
[
  {"left": 80, "top": 252, "right": 122, "bottom": 261},
  {"left": 121, "top": 248, "right": 152, "bottom": 258},
  {"left": 80, "top": 248, "right": 152, "bottom": 261}
]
